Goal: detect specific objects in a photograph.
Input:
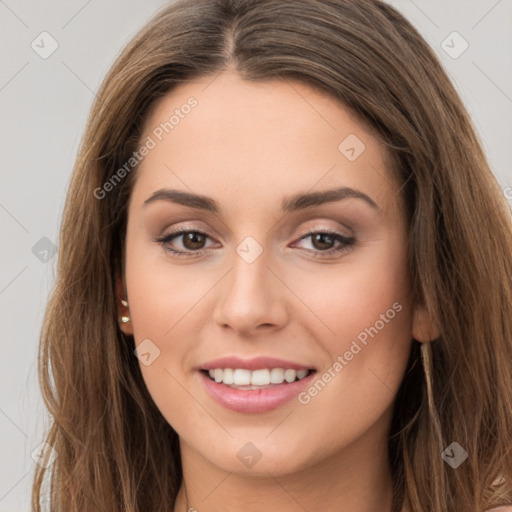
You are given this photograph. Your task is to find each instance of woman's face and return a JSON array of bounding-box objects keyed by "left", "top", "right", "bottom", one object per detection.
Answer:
[{"left": 120, "top": 71, "right": 429, "bottom": 477}]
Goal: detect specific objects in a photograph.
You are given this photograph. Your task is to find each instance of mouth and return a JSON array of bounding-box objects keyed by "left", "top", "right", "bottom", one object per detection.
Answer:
[
  {"left": 198, "top": 358, "right": 318, "bottom": 413},
  {"left": 200, "top": 367, "right": 316, "bottom": 390}
]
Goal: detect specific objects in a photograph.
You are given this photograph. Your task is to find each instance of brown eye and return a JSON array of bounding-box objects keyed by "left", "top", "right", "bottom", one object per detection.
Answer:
[
  {"left": 181, "top": 231, "right": 207, "bottom": 250},
  {"left": 310, "top": 233, "right": 336, "bottom": 251},
  {"left": 155, "top": 229, "right": 215, "bottom": 256},
  {"left": 293, "top": 230, "right": 355, "bottom": 257}
]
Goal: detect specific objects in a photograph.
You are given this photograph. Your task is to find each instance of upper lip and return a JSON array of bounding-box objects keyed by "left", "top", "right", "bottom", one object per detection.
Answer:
[{"left": 199, "top": 356, "right": 315, "bottom": 371}]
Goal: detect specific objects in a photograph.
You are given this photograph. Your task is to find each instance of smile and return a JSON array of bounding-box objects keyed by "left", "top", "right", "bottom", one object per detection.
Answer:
[{"left": 198, "top": 356, "right": 317, "bottom": 413}]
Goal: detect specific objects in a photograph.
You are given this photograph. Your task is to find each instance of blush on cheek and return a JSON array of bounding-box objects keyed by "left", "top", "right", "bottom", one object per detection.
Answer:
[{"left": 329, "top": 299, "right": 410, "bottom": 379}]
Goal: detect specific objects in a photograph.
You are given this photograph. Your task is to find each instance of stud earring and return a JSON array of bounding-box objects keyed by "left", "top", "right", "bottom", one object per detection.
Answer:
[{"left": 120, "top": 298, "right": 130, "bottom": 323}]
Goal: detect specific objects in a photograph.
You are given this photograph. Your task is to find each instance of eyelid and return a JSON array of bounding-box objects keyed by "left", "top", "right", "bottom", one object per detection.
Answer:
[
  {"left": 157, "top": 220, "right": 351, "bottom": 243},
  {"left": 295, "top": 222, "right": 353, "bottom": 238},
  {"left": 155, "top": 226, "right": 218, "bottom": 247},
  {"left": 157, "top": 222, "right": 214, "bottom": 239}
]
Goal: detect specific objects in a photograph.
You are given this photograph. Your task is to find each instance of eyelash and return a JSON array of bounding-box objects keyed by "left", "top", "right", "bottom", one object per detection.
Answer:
[{"left": 154, "top": 228, "right": 355, "bottom": 259}]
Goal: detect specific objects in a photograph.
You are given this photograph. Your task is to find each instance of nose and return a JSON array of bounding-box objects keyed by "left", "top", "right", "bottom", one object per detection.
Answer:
[{"left": 212, "top": 244, "right": 289, "bottom": 337}]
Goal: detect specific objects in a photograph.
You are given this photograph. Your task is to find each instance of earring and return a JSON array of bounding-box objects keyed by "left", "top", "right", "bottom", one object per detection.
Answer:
[{"left": 121, "top": 298, "right": 130, "bottom": 323}]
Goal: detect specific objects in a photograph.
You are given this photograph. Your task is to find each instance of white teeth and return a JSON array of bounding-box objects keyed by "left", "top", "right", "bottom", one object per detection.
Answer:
[
  {"left": 250, "top": 369, "right": 270, "bottom": 386},
  {"left": 205, "top": 367, "right": 311, "bottom": 387},
  {"left": 233, "top": 369, "right": 251, "bottom": 385},
  {"left": 270, "top": 368, "right": 285, "bottom": 384},
  {"left": 284, "top": 369, "right": 296, "bottom": 383},
  {"left": 222, "top": 368, "right": 234, "bottom": 385},
  {"left": 297, "top": 369, "right": 308, "bottom": 380}
]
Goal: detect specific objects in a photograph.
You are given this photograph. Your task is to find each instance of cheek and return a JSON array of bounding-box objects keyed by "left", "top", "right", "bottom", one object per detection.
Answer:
[
  {"left": 293, "top": 240, "right": 413, "bottom": 440},
  {"left": 292, "top": 234, "right": 412, "bottom": 410},
  {"left": 296, "top": 235, "right": 411, "bottom": 357},
  {"left": 125, "top": 227, "right": 207, "bottom": 338}
]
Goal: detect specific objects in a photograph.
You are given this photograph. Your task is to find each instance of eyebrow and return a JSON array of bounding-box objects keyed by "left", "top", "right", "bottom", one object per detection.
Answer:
[{"left": 143, "top": 186, "right": 380, "bottom": 213}]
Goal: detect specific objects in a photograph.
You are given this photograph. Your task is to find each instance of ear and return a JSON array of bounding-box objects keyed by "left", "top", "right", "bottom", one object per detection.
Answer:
[
  {"left": 412, "top": 303, "right": 440, "bottom": 342},
  {"left": 116, "top": 274, "right": 133, "bottom": 336}
]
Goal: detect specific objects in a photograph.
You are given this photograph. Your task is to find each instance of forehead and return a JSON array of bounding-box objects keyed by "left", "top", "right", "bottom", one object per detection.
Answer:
[{"left": 131, "top": 71, "right": 399, "bottom": 216}]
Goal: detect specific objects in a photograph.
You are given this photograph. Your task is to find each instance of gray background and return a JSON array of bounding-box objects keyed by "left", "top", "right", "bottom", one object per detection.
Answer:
[{"left": 1, "top": 0, "right": 511, "bottom": 509}]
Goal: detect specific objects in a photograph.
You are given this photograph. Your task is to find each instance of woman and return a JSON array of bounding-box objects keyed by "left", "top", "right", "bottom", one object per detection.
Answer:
[{"left": 32, "top": 0, "right": 512, "bottom": 511}]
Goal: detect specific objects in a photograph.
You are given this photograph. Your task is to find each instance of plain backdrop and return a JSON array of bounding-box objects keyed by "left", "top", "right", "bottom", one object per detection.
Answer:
[{"left": 1, "top": 0, "right": 511, "bottom": 509}]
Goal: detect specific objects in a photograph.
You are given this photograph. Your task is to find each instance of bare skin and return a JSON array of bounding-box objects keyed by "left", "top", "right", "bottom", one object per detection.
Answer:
[{"left": 119, "top": 70, "right": 436, "bottom": 512}]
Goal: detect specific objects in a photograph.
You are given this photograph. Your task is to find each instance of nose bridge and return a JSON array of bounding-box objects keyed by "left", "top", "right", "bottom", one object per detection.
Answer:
[{"left": 213, "top": 233, "right": 287, "bottom": 333}]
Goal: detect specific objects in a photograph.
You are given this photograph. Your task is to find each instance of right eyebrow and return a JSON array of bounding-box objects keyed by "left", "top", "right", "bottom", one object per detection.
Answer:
[{"left": 143, "top": 189, "right": 219, "bottom": 213}]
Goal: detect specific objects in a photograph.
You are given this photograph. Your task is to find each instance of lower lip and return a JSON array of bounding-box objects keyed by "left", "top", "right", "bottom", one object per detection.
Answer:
[{"left": 199, "top": 371, "right": 315, "bottom": 413}]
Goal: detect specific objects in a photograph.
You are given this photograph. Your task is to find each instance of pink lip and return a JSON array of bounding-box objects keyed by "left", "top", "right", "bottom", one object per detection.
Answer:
[
  {"left": 199, "top": 370, "right": 316, "bottom": 414},
  {"left": 199, "top": 356, "right": 314, "bottom": 371}
]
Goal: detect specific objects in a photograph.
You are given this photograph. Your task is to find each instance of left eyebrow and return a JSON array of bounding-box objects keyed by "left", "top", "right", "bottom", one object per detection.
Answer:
[
  {"left": 142, "top": 185, "right": 380, "bottom": 213},
  {"left": 281, "top": 186, "right": 380, "bottom": 212}
]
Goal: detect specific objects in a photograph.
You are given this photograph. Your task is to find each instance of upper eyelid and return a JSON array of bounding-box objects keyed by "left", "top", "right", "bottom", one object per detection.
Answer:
[
  {"left": 161, "top": 217, "right": 353, "bottom": 237},
  {"left": 162, "top": 224, "right": 349, "bottom": 236}
]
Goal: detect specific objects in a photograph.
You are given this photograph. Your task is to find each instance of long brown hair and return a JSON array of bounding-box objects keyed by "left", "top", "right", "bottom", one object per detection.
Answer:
[{"left": 32, "top": 1, "right": 512, "bottom": 510}]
